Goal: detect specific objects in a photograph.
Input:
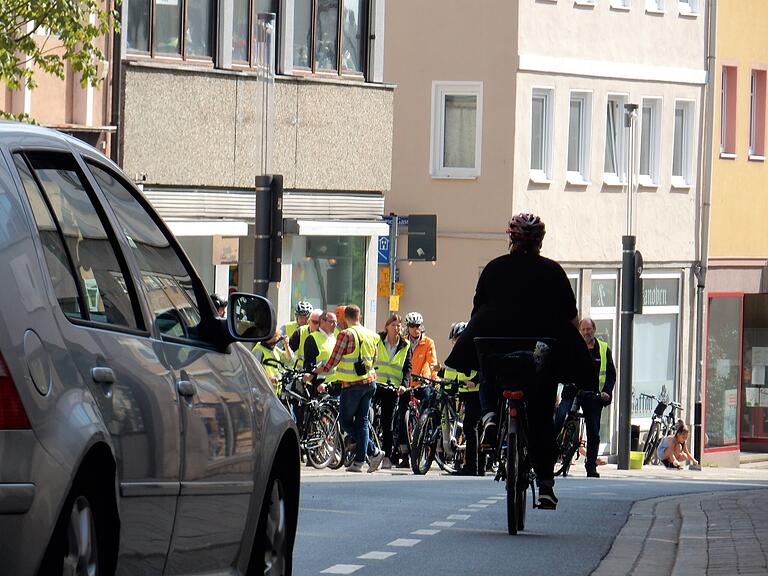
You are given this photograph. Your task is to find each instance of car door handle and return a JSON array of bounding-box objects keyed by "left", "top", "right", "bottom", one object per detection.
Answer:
[
  {"left": 91, "top": 367, "right": 115, "bottom": 384},
  {"left": 177, "top": 380, "right": 196, "bottom": 398}
]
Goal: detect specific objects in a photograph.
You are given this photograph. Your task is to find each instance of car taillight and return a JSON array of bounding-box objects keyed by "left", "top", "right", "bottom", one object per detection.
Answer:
[{"left": 0, "top": 354, "right": 30, "bottom": 429}]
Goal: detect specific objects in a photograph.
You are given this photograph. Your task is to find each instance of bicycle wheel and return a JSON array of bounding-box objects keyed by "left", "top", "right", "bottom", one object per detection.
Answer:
[
  {"left": 506, "top": 430, "right": 519, "bottom": 535},
  {"left": 411, "top": 414, "right": 437, "bottom": 475},
  {"left": 305, "top": 406, "right": 337, "bottom": 469},
  {"left": 554, "top": 419, "right": 579, "bottom": 477},
  {"left": 643, "top": 422, "right": 660, "bottom": 465},
  {"left": 328, "top": 423, "right": 346, "bottom": 470},
  {"left": 516, "top": 433, "right": 527, "bottom": 532}
]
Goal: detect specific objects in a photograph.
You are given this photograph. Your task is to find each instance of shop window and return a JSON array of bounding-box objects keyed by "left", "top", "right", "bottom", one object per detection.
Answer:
[
  {"left": 293, "top": 0, "right": 368, "bottom": 78},
  {"left": 741, "top": 294, "right": 768, "bottom": 449},
  {"left": 290, "top": 235, "right": 366, "bottom": 313},
  {"left": 126, "top": 0, "right": 215, "bottom": 62},
  {"left": 705, "top": 295, "right": 742, "bottom": 449}
]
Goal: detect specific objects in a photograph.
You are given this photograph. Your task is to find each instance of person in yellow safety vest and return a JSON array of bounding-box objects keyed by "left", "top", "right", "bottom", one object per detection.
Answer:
[
  {"left": 555, "top": 317, "right": 616, "bottom": 478},
  {"left": 440, "top": 321, "right": 486, "bottom": 476},
  {"left": 280, "top": 300, "right": 314, "bottom": 342},
  {"left": 373, "top": 314, "right": 412, "bottom": 469},
  {"left": 252, "top": 330, "right": 289, "bottom": 395},
  {"left": 302, "top": 310, "right": 339, "bottom": 394},
  {"left": 289, "top": 308, "right": 321, "bottom": 369},
  {"left": 313, "top": 304, "right": 386, "bottom": 473}
]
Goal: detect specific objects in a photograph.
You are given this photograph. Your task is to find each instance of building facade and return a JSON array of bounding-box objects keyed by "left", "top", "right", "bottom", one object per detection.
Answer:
[
  {"left": 703, "top": 0, "right": 768, "bottom": 466},
  {"left": 385, "top": 0, "right": 708, "bottom": 457},
  {"left": 117, "top": 0, "right": 392, "bottom": 329}
]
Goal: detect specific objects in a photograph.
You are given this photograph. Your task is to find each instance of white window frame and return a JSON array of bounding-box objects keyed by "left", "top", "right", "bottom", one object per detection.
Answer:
[
  {"left": 748, "top": 69, "right": 766, "bottom": 160},
  {"left": 430, "top": 81, "right": 483, "bottom": 179},
  {"left": 610, "top": 0, "right": 631, "bottom": 9},
  {"left": 678, "top": 0, "right": 699, "bottom": 16},
  {"left": 646, "top": 0, "right": 664, "bottom": 12},
  {"left": 639, "top": 97, "right": 662, "bottom": 186},
  {"left": 720, "top": 66, "right": 736, "bottom": 157},
  {"left": 530, "top": 87, "right": 554, "bottom": 183},
  {"left": 604, "top": 93, "right": 628, "bottom": 185},
  {"left": 567, "top": 91, "right": 592, "bottom": 185},
  {"left": 672, "top": 100, "right": 695, "bottom": 187},
  {"left": 566, "top": 270, "right": 581, "bottom": 310}
]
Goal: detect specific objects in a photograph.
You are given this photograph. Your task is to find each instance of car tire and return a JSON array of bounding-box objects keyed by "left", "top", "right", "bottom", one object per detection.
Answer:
[{"left": 249, "top": 466, "right": 297, "bottom": 576}]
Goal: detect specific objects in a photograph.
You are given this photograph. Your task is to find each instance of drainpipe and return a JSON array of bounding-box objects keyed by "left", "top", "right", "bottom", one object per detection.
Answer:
[
  {"left": 109, "top": 0, "right": 125, "bottom": 165},
  {"left": 694, "top": 0, "right": 717, "bottom": 462}
]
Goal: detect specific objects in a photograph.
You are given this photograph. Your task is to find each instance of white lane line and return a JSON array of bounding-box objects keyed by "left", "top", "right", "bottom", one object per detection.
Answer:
[
  {"left": 388, "top": 538, "right": 421, "bottom": 547},
  {"left": 430, "top": 521, "right": 455, "bottom": 527},
  {"left": 488, "top": 496, "right": 506, "bottom": 500},
  {"left": 448, "top": 514, "right": 471, "bottom": 520},
  {"left": 459, "top": 508, "right": 476, "bottom": 512},
  {"left": 412, "top": 529, "right": 441, "bottom": 536},
  {"left": 321, "top": 565, "right": 364, "bottom": 574},
  {"left": 358, "top": 551, "right": 396, "bottom": 560},
  {"left": 467, "top": 504, "right": 488, "bottom": 509},
  {"left": 478, "top": 500, "right": 496, "bottom": 504}
]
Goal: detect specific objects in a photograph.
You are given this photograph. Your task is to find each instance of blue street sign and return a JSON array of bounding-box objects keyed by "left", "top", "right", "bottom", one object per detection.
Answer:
[
  {"left": 382, "top": 215, "right": 409, "bottom": 226},
  {"left": 378, "top": 236, "right": 390, "bottom": 265}
]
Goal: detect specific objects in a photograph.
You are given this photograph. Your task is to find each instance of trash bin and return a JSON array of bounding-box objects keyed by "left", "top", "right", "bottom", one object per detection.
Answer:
[
  {"left": 630, "top": 451, "right": 644, "bottom": 470},
  {"left": 631, "top": 424, "right": 640, "bottom": 452}
]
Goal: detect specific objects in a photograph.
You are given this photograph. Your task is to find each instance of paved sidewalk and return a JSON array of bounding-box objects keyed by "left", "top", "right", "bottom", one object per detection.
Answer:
[{"left": 591, "top": 489, "right": 768, "bottom": 576}]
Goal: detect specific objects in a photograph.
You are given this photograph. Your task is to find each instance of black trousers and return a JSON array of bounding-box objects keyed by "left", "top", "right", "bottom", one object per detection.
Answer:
[
  {"left": 459, "top": 391, "right": 483, "bottom": 473},
  {"left": 374, "top": 385, "right": 397, "bottom": 457}
]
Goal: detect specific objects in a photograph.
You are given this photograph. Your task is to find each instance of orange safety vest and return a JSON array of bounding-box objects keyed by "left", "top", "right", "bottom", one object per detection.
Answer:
[{"left": 410, "top": 336, "right": 437, "bottom": 387}]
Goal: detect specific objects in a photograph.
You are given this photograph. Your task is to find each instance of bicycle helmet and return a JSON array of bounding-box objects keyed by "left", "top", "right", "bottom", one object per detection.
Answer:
[
  {"left": 404, "top": 311, "right": 424, "bottom": 327},
  {"left": 295, "top": 300, "right": 313, "bottom": 317},
  {"left": 448, "top": 321, "right": 468, "bottom": 340},
  {"left": 506, "top": 213, "right": 546, "bottom": 253},
  {"left": 210, "top": 293, "right": 227, "bottom": 310}
]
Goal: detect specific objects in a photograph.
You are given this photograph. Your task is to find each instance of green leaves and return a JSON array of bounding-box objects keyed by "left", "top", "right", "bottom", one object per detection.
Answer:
[{"left": 0, "top": 0, "right": 118, "bottom": 109}]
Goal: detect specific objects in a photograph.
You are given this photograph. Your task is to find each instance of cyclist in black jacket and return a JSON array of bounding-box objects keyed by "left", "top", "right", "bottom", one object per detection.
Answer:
[{"left": 446, "top": 213, "right": 597, "bottom": 509}]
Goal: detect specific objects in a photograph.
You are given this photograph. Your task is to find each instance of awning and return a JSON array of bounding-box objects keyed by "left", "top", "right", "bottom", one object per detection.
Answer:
[
  {"left": 294, "top": 220, "right": 389, "bottom": 237},
  {"left": 167, "top": 221, "right": 250, "bottom": 237}
]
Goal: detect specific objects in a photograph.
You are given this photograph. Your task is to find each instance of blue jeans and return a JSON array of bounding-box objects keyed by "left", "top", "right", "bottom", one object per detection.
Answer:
[
  {"left": 555, "top": 392, "right": 602, "bottom": 471},
  {"left": 339, "top": 383, "right": 377, "bottom": 464}
]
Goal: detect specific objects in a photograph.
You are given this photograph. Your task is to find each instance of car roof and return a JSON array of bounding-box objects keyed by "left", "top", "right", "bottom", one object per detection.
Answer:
[{"left": 0, "top": 121, "right": 113, "bottom": 163}]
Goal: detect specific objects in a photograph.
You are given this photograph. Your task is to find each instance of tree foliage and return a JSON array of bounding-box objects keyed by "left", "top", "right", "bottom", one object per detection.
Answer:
[{"left": 0, "top": 1, "right": 118, "bottom": 120}]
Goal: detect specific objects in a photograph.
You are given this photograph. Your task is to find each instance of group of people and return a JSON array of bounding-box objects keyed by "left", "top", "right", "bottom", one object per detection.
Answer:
[{"left": 242, "top": 211, "right": 697, "bottom": 508}]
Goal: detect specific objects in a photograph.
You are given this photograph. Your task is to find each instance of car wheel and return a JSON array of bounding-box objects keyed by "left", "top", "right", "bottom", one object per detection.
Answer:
[
  {"left": 253, "top": 474, "right": 293, "bottom": 576},
  {"left": 63, "top": 495, "right": 99, "bottom": 576}
]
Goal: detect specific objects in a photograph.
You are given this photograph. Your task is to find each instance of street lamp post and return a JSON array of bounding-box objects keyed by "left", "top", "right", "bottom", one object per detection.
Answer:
[{"left": 618, "top": 103, "right": 639, "bottom": 470}]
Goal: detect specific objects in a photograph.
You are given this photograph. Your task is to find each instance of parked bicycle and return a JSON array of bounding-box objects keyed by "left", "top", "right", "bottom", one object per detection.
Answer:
[
  {"left": 641, "top": 392, "right": 684, "bottom": 465},
  {"left": 409, "top": 375, "right": 465, "bottom": 475},
  {"left": 476, "top": 337, "right": 556, "bottom": 535},
  {"left": 554, "top": 386, "right": 599, "bottom": 477}
]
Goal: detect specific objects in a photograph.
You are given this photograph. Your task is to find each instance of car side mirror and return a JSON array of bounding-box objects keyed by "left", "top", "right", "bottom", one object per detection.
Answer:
[{"left": 227, "top": 293, "right": 275, "bottom": 342}]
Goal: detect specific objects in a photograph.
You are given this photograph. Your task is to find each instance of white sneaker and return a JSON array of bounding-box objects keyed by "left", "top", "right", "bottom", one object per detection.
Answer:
[
  {"left": 346, "top": 462, "right": 364, "bottom": 473},
  {"left": 368, "top": 450, "right": 385, "bottom": 473},
  {"left": 381, "top": 456, "right": 393, "bottom": 470}
]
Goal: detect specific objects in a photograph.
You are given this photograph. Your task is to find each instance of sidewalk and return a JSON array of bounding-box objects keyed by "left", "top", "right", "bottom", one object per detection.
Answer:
[{"left": 591, "top": 488, "right": 768, "bottom": 576}]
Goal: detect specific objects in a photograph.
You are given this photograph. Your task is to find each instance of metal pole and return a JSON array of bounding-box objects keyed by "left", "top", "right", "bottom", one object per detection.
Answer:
[
  {"left": 388, "top": 213, "right": 398, "bottom": 312},
  {"left": 618, "top": 103, "right": 638, "bottom": 470}
]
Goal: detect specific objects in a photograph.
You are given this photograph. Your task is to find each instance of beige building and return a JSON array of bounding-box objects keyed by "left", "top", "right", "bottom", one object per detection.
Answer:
[
  {"left": 385, "top": 0, "right": 708, "bottom": 456},
  {"left": 117, "top": 0, "right": 392, "bottom": 329}
]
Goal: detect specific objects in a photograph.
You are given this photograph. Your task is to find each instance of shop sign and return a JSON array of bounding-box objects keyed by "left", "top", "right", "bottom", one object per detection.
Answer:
[
  {"left": 642, "top": 277, "right": 679, "bottom": 307},
  {"left": 212, "top": 236, "right": 239, "bottom": 265}
]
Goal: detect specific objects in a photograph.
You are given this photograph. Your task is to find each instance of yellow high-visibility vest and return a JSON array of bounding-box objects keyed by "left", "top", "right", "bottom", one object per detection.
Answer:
[
  {"left": 336, "top": 325, "right": 378, "bottom": 383},
  {"left": 375, "top": 337, "right": 410, "bottom": 386}
]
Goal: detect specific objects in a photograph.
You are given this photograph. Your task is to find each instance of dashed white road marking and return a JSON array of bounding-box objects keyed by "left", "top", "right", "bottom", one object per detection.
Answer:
[
  {"left": 321, "top": 565, "right": 364, "bottom": 574},
  {"left": 412, "top": 529, "right": 440, "bottom": 536},
  {"left": 478, "top": 499, "right": 496, "bottom": 504},
  {"left": 488, "top": 496, "right": 506, "bottom": 500},
  {"left": 447, "top": 514, "right": 471, "bottom": 520},
  {"left": 388, "top": 538, "right": 421, "bottom": 547},
  {"left": 459, "top": 508, "right": 476, "bottom": 512},
  {"left": 430, "top": 521, "right": 455, "bottom": 527},
  {"left": 358, "top": 551, "right": 396, "bottom": 560},
  {"left": 467, "top": 504, "right": 487, "bottom": 509}
]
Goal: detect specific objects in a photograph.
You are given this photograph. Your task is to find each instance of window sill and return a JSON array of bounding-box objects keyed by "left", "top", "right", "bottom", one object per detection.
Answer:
[
  {"left": 719, "top": 152, "right": 737, "bottom": 160},
  {"left": 431, "top": 173, "right": 479, "bottom": 180},
  {"left": 749, "top": 154, "right": 766, "bottom": 162},
  {"left": 671, "top": 178, "right": 692, "bottom": 190},
  {"left": 566, "top": 176, "right": 591, "bottom": 187},
  {"left": 678, "top": 11, "right": 699, "bottom": 18},
  {"left": 645, "top": 8, "right": 666, "bottom": 15},
  {"left": 638, "top": 177, "right": 659, "bottom": 188},
  {"left": 529, "top": 171, "right": 552, "bottom": 184},
  {"left": 574, "top": 0, "right": 596, "bottom": 7},
  {"left": 602, "top": 176, "right": 627, "bottom": 187},
  {"left": 610, "top": 4, "right": 631, "bottom": 11}
]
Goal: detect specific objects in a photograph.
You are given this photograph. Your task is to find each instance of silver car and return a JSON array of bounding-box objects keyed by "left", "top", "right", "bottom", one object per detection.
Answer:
[{"left": 0, "top": 123, "right": 299, "bottom": 576}]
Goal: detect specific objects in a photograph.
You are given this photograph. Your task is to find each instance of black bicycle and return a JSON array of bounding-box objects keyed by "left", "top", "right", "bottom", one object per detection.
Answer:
[
  {"left": 409, "top": 375, "right": 464, "bottom": 475},
  {"left": 641, "top": 392, "right": 683, "bottom": 465},
  {"left": 475, "top": 337, "right": 556, "bottom": 535},
  {"left": 554, "top": 387, "right": 599, "bottom": 477}
]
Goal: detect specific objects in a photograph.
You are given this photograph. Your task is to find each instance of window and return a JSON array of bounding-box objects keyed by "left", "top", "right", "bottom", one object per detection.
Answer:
[
  {"left": 672, "top": 100, "right": 694, "bottom": 186},
  {"left": 604, "top": 95, "right": 627, "bottom": 184},
  {"left": 639, "top": 98, "right": 661, "bottom": 185},
  {"left": 610, "top": 0, "right": 631, "bottom": 8},
  {"left": 126, "top": 0, "right": 215, "bottom": 60},
  {"left": 530, "top": 88, "right": 553, "bottom": 180},
  {"left": 721, "top": 66, "right": 737, "bottom": 156},
  {"left": 749, "top": 70, "right": 766, "bottom": 159},
  {"left": 431, "top": 82, "right": 483, "bottom": 178},
  {"left": 233, "top": 0, "right": 277, "bottom": 66},
  {"left": 646, "top": 0, "right": 664, "bottom": 11},
  {"left": 293, "top": 0, "right": 368, "bottom": 77},
  {"left": 567, "top": 91, "right": 592, "bottom": 183},
  {"left": 14, "top": 153, "right": 141, "bottom": 330},
  {"left": 678, "top": 0, "right": 698, "bottom": 15},
  {"left": 88, "top": 163, "right": 206, "bottom": 341}
]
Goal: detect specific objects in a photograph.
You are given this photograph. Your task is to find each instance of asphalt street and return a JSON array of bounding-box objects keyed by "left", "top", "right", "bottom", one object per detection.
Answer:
[{"left": 293, "top": 470, "right": 768, "bottom": 576}]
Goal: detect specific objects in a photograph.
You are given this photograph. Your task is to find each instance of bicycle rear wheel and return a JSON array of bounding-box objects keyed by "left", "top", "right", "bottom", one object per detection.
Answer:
[
  {"left": 411, "top": 414, "right": 437, "bottom": 475},
  {"left": 643, "top": 422, "right": 660, "bottom": 465},
  {"left": 506, "top": 430, "right": 519, "bottom": 535},
  {"left": 305, "top": 405, "right": 337, "bottom": 469},
  {"left": 516, "top": 431, "right": 527, "bottom": 532},
  {"left": 554, "top": 419, "right": 579, "bottom": 477}
]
